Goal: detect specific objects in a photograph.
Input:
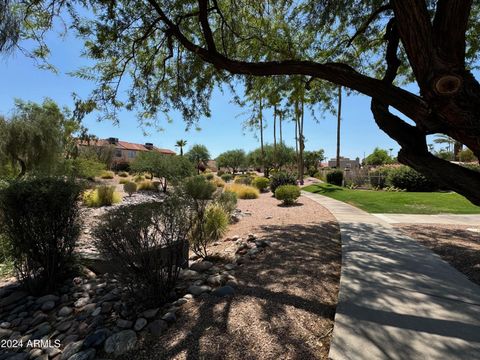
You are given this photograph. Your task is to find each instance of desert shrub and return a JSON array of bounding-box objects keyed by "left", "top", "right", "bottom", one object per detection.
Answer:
[
  {"left": 83, "top": 185, "right": 121, "bottom": 207},
  {"left": 204, "top": 172, "right": 214, "bottom": 180},
  {"left": 225, "top": 184, "right": 259, "bottom": 199},
  {"left": 221, "top": 173, "right": 233, "bottom": 182},
  {"left": 275, "top": 185, "right": 301, "bottom": 205},
  {"left": 387, "top": 166, "right": 438, "bottom": 192},
  {"left": 314, "top": 171, "right": 325, "bottom": 181},
  {"left": 92, "top": 197, "right": 191, "bottom": 304},
  {"left": 182, "top": 175, "right": 216, "bottom": 200},
  {"left": 118, "top": 171, "right": 129, "bottom": 177},
  {"left": 100, "top": 170, "right": 115, "bottom": 179},
  {"left": 326, "top": 170, "right": 343, "bottom": 186},
  {"left": 119, "top": 178, "right": 130, "bottom": 184},
  {"left": 269, "top": 172, "right": 296, "bottom": 193},
  {"left": 0, "top": 178, "right": 81, "bottom": 293},
  {"left": 123, "top": 181, "right": 137, "bottom": 196},
  {"left": 133, "top": 174, "right": 145, "bottom": 183},
  {"left": 137, "top": 180, "right": 157, "bottom": 191},
  {"left": 252, "top": 177, "right": 270, "bottom": 192},
  {"left": 211, "top": 178, "right": 225, "bottom": 188},
  {"left": 216, "top": 190, "right": 237, "bottom": 218},
  {"left": 66, "top": 158, "right": 105, "bottom": 179},
  {"left": 234, "top": 175, "right": 253, "bottom": 185},
  {"left": 217, "top": 170, "right": 225, "bottom": 176},
  {"left": 369, "top": 167, "right": 392, "bottom": 188}
]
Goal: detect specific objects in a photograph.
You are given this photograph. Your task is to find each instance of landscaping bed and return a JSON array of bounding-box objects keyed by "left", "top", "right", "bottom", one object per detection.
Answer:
[
  {"left": 118, "top": 192, "right": 341, "bottom": 360},
  {"left": 396, "top": 224, "right": 480, "bottom": 285}
]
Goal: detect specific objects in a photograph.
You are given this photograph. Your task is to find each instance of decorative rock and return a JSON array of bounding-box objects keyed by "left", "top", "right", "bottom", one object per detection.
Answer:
[
  {"left": 116, "top": 319, "right": 133, "bottom": 329},
  {"left": 179, "top": 269, "right": 202, "bottom": 280},
  {"left": 207, "top": 275, "right": 224, "bottom": 287},
  {"left": 36, "top": 294, "right": 59, "bottom": 304},
  {"left": 101, "top": 302, "right": 113, "bottom": 314},
  {"left": 147, "top": 320, "right": 168, "bottom": 336},
  {"left": 224, "top": 263, "right": 237, "bottom": 271},
  {"left": 83, "top": 328, "right": 109, "bottom": 348},
  {"left": 45, "top": 346, "right": 61, "bottom": 357},
  {"left": 29, "top": 348, "right": 43, "bottom": 358},
  {"left": 255, "top": 240, "right": 271, "bottom": 248},
  {"left": 161, "top": 312, "right": 176, "bottom": 323},
  {"left": 32, "top": 322, "right": 51, "bottom": 338},
  {"left": 142, "top": 308, "right": 159, "bottom": 319},
  {"left": 0, "top": 322, "right": 11, "bottom": 329},
  {"left": 212, "top": 286, "right": 235, "bottom": 298},
  {"left": 31, "top": 313, "right": 48, "bottom": 327},
  {"left": 66, "top": 348, "right": 95, "bottom": 360},
  {"left": 173, "top": 298, "right": 188, "bottom": 306},
  {"left": 190, "top": 261, "right": 213, "bottom": 272},
  {"left": 41, "top": 300, "right": 56, "bottom": 311},
  {"left": 82, "top": 303, "right": 96, "bottom": 314},
  {"left": 247, "top": 233, "right": 257, "bottom": 241},
  {"left": 0, "top": 291, "right": 27, "bottom": 307},
  {"left": 61, "top": 340, "right": 84, "bottom": 360},
  {"left": 133, "top": 318, "right": 147, "bottom": 331},
  {"left": 6, "top": 353, "right": 28, "bottom": 360},
  {"left": 56, "top": 321, "right": 73, "bottom": 332},
  {"left": 91, "top": 307, "right": 101, "bottom": 317},
  {"left": 187, "top": 285, "right": 212, "bottom": 297},
  {"left": 104, "top": 330, "right": 137, "bottom": 357},
  {"left": 247, "top": 248, "right": 260, "bottom": 256},
  {"left": 0, "top": 328, "right": 13, "bottom": 339},
  {"left": 58, "top": 306, "right": 73, "bottom": 317},
  {"left": 183, "top": 294, "right": 193, "bottom": 300},
  {"left": 74, "top": 297, "right": 89, "bottom": 308}
]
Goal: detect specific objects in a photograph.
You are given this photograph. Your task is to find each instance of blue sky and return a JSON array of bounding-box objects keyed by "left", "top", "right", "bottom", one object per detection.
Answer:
[{"left": 0, "top": 28, "right": 417, "bottom": 160}]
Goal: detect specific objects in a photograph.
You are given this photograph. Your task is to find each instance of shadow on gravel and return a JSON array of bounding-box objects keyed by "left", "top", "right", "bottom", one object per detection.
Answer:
[{"left": 122, "top": 220, "right": 341, "bottom": 360}]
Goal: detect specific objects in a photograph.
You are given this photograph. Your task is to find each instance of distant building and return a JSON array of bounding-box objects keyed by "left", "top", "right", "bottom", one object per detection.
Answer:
[
  {"left": 328, "top": 156, "right": 361, "bottom": 169},
  {"left": 78, "top": 137, "right": 175, "bottom": 167}
]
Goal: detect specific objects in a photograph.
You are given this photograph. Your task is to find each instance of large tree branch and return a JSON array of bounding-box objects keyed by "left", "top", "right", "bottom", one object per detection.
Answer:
[
  {"left": 346, "top": 4, "right": 392, "bottom": 47},
  {"left": 391, "top": 0, "right": 434, "bottom": 87},
  {"left": 432, "top": 0, "right": 473, "bottom": 68},
  {"left": 145, "top": 0, "right": 429, "bottom": 124}
]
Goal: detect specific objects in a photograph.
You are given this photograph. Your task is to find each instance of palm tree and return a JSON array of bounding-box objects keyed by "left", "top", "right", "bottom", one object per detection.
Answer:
[{"left": 175, "top": 139, "right": 187, "bottom": 156}]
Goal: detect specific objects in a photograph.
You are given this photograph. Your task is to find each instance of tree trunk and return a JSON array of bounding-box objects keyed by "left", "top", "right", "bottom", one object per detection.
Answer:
[
  {"left": 298, "top": 97, "right": 305, "bottom": 185},
  {"left": 454, "top": 141, "right": 463, "bottom": 161},
  {"left": 336, "top": 86, "right": 342, "bottom": 168},
  {"left": 16, "top": 157, "right": 26, "bottom": 179},
  {"left": 180, "top": 147, "right": 183, "bottom": 156},
  {"left": 273, "top": 104, "right": 277, "bottom": 167},
  {"left": 259, "top": 97, "right": 265, "bottom": 174},
  {"left": 279, "top": 111, "right": 283, "bottom": 145}
]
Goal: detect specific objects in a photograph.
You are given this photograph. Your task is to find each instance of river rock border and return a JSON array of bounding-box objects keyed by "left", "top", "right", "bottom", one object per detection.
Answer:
[{"left": 0, "top": 234, "right": 270, "bottom": 359}]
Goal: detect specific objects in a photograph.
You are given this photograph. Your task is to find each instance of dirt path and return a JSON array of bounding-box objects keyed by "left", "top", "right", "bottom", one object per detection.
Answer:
[{"left": 125, "top": 192, "right": 341, "bottom": 360}]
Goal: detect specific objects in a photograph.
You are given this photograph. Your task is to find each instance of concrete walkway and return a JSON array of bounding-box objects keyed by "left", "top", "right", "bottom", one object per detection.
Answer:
[
  {"left": 301, "top": 191, "right": 480, "bottom": 360},
  {"left": 372, "top": 213, "right": 480, "bottom": 226}
]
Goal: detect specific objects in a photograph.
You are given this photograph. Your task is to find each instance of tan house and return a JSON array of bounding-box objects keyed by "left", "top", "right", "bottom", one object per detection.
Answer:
[{"left": 78, "top": 137, "right": 175, "bottom": 168}]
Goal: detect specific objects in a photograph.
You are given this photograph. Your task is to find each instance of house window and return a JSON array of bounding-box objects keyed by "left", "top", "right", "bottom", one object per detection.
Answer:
[
  {"left": 115, "top": 149, "right": 122, "bottom": 157},
  {"left": 128, "top": 151, "right": 136, "bottom": 158}
]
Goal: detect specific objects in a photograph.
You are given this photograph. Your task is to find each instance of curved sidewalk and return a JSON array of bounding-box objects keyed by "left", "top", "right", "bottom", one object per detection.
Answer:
[{"left": 301, "top": 191, "right": 480, "bottom": 360}]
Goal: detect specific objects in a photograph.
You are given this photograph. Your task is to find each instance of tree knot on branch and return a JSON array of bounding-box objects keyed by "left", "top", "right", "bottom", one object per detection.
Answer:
[{"left": 433, "top": 74, "right": 463, "bottom": 96}]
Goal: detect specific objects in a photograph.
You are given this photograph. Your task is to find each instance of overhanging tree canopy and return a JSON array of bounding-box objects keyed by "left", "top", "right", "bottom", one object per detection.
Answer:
[{"left": 5, "top": 0, "right": 480, "bottom": 204}]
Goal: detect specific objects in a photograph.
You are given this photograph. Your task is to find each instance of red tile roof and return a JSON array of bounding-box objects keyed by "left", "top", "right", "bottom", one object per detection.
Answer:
[{"left": 77, "top": 139, "right": 176, "bottom": 155}]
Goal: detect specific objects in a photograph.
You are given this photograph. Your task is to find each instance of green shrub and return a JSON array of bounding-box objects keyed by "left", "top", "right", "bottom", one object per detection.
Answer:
[
  {"left": 118, "top": 171, "right": 129, "bottom": 177},
  {"left": 269, "top": 172, "right": 297, "bottom": 193},
  {"left": 211, "top": 178, "right": 225, "bottom": 187},
  {"left": 252, "top": 177, "right": 270, "bottom": 192},
  {"left": 137, "top": 180, "right": 157, "bottom": 191},
  {"left": 182, "top": 175, "right": 216, "bottom": 201},
  {"left": 217, "top": 170, "right": 225, "bottom": 176},
  {"left": 92, "top": 197, "right": 191, "bottom": 304},
  {"left": 68, "top": 158, "right": 105, "bottom": 179},
  {"left": 204, "top": 172, "right": 214, "bottom": 180},
  {"left": 225, "top": 184, "right": 259, "bottom": 199},
  {"left": 119, "top": 178, "right": 130, "bottom": 184},
  {"left": 326, "top": 170, "right": 343, "bottom": 186},
  {"left": 0, "top": 178, "right": 81, "bottom": 293},
  {"left": 369, "top": 167, "right": 392, "bottom": 188},
  {"left": 216, "top": 190, "right": 238, "bottom": 217},
  {"left": 234, "top": 175, "right": 253, "bottom": 185},
  {"left": 221, "top": 173, "right": 233, "bottom": 182},
  {"left": 204, "top": 204, "right": 229, "bottom": 244},
  {"left": 387, "top": 166, "right": 438, "bottom": 192},
  {"left": 100, "top": 170, "right": 115, "bottom": 179},
  {"left": 275, "top": 185, "right": 301, "bottom": 206},
  {"left": 83, "top": 185, "right": 121, "bottom": 207},
  {"left": 134, "top": 174, "right": 145, "bottom": 183},
  {"left": 123, "top": 181, "right": 137, "bottom": 196}
]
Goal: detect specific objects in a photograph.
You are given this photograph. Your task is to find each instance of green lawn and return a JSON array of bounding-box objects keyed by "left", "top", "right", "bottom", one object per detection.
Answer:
[{"left": 302, "top": 183, "right": 480, "bottom": 214}]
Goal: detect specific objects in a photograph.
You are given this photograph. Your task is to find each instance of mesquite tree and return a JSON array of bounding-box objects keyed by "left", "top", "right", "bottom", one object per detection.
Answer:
[{"left": 5, "top": 0, "right": 480, "bottom": 204}]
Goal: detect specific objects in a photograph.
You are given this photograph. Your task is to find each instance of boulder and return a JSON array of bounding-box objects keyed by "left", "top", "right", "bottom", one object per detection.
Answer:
[{"left": 104, "top": 330, "right": 137, "bottom": 356}]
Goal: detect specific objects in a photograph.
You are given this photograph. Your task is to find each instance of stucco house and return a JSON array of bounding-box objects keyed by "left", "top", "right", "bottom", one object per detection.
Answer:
[{"left": 78, "top": 137, "right": 175, "bottom": 169}]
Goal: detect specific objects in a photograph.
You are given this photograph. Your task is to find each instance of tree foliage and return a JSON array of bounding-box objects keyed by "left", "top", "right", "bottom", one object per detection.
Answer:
[
  {"left": 186, "top": 144, "right": 210, "bottom": 174},
  {"left": 364, "top": 147, "right": 394, "bottom": 166},
  {"left": 216, "top": 149, "right": 246, "bottom": 174}
]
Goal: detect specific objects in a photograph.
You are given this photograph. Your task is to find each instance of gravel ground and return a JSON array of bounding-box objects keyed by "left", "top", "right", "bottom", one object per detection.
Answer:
[
  {"left": 121, "top": 192, "right": 341, "bottom": 360},
  {"left": 395, "top": 224, "right": 480, "bottom": 285}
]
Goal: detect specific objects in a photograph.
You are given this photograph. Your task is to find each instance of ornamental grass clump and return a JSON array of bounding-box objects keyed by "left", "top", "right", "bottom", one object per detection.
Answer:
[
  {"left": 83, "top": 185, "right": 121, "bottom": 207},
  {"left": 123, "top": 181, "right": 137, "bottom": 196},
  {"left": 100, "top": 170, "right": 115, "bottom": 179},
  {"left": 225, "top": 183, "right": 259, "bottom": 199}
]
